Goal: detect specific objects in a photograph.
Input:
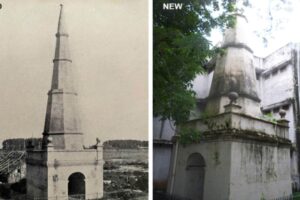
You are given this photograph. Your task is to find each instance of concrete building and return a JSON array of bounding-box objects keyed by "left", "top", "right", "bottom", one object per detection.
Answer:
[
  {"left": 153, "top": 118, "right": 174, "bottom": 190},
  {"left": 256, "top": 43, "right": 300, "bottom": 191},
  {"left": 154, "top": 12, "right": 298, "bottom": 200},
  {"left": 26, "top": 5, "right": 103, "bottom": 200}
]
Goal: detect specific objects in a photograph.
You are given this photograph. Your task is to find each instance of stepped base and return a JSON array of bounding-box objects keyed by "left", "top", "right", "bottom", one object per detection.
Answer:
[{"left": 26, "top": 148, "right": 103, "bottom": 200}]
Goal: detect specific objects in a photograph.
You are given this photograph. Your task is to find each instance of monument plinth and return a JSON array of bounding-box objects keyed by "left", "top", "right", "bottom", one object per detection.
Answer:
[{"left": 167, "top": 12, "right": 292, "bottom": 200}]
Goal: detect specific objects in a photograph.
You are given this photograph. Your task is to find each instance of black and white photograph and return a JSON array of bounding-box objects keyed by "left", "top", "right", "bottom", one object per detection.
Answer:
[{"left": 0, "top": 1, "right": 148, "bottom": 199}]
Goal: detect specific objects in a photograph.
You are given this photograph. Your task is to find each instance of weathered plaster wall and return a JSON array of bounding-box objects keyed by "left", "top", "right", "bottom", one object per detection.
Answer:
[
  {"left": 26, "top": 149, "right": 103, "bottom": 200},
  {"left": 153, "top": 146, "right": 172, "bottom": 190},
  {"left": 258, "top": 44, "right": 296, "bottom": 145},
  {"left": 47, "top": 163, "right": 103, "bottom": 199},
  {"left": 47, "top": 149, "right": 103, "bottom": 199},
  {"left": 193, "top": 72, "right": 214, "bottom": 99},
  {"left": 26, "top": 163, "right": 48, "bottom": 199},
  {"left": 253, "top": 56, "right": 263, "bottom": 69},
  {"left": 169, "top": 140, "right": 291, "bottom": 200},
  {"left": 260, "top": 64, "right": 294, "bottom": 107},
  {"left": 169, "top": 141, "right": 232, "bottom": 200},
  {"left": 153, "top": 116, "right": 174, "bottom": 190},
  {"left": 153, "top": 117, "right": 175, "bottom": 141},
  {"left": 206, "top": 47, "right": 261, "bottom": 116},
  {"left": 262, "top": 44, "right": 293, "bottom": 70},
  {"left": 230, "top": 142, "right": 291, "bottom": 200}
]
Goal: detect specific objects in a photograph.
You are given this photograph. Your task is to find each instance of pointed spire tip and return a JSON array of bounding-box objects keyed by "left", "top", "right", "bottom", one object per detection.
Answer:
[{"left": 56, "top": 3, "right": 68, "bottom": 36}]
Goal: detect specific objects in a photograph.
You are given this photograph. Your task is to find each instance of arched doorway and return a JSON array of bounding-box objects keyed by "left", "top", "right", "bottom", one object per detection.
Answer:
[
  {"left": 68, "top": 172, "right": 85, "bottom": 199},
  {"left": 185, "top": 153, "right": 205, "bottom": 200}
]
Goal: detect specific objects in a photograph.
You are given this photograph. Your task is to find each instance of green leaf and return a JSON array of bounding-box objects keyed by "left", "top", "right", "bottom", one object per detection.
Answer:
[{"left": 153, "top": 0, "right": 245, "bottom": 125}]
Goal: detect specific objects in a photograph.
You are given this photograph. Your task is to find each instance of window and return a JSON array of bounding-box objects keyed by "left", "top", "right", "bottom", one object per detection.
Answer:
[
  {"left": 273, "top": 108, "right": 279, "bottom": 113},
  {"left": 264, "top": 74, "right": 270, "bottom": 79},
  {"left": 272, "top": 70, "right": 278, "bottom": 76},
  {"left": 282, "top": 105, "right": 289, "bottom": 110},
  {"left": 280, "top": 65, "right": 287, "bottom": 72}
]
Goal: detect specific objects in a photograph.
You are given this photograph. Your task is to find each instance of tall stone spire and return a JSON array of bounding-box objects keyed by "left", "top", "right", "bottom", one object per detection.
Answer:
[
  {"left": 205, "top": 12, "right": 261, "bottom": 116},
  {"left": 26, "top": 6, "right": 103, "bottom": 200},
  {"left": 43, "top": 5, "right": 83, "bottom": 150}
]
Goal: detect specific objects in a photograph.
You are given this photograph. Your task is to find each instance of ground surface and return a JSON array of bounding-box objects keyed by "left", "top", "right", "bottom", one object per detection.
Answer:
[
  {"left": 294, "top": 192, "right": 300, "bottom": 200},
  {"left": 0, "top": 148, "right": 148, "bottom": 200},
  {"left": 103, "top": 148, "right": 148, "bottom": 200}
]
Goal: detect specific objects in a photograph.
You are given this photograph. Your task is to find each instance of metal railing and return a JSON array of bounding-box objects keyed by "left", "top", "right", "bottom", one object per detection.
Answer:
[{"left": 0, "top": 151, "right": 25, "bottom": 175}]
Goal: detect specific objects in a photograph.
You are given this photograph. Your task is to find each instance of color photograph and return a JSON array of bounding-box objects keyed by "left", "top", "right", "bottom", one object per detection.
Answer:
[{"left": 153, "top": 0, "right": 300, "bottom": 199}]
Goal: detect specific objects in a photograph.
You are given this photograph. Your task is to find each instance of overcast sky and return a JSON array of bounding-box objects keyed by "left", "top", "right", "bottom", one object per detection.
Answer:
[
  {"left": 210, "top": 0, "right": 300, "bottom": 57},
  {"left": 0, "top": 0, "right": 148, "bottom": 145}
]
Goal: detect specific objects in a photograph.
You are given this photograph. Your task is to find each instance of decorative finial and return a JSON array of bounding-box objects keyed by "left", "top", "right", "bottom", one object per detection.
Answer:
[
  {"left": 279, "top": 109, "right": 286, "bottom": 119},
  {"left": 96, "top": 137, "right": 101, "bottom": 145},
  {"left": 228, "top": 91, "right": 239, "bottom": 104},
  {"left": 47, "top": 136, "right": 53, "bottom": 144}
]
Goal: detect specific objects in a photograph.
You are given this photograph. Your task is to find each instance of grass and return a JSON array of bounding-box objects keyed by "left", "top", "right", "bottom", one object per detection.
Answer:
[{"left": 294, "top": 192, "right": 300, "bottom": 200}]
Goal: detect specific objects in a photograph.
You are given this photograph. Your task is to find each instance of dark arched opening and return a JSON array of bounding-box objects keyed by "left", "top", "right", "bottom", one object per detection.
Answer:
[
  {"left": 68, "top": 172, "right": 85, "bottom": 199},
  {"left": 185, "top": 153, "right": 206, "bottom": 200}
]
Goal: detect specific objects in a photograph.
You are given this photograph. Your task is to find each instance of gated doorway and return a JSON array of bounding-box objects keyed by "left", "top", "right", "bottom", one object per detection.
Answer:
[
  {"left": 68, "top": 172, "right": 85, "bottom": 199},
  {"left": 185, "top": 153, "right": 206, "bottom": 200}
]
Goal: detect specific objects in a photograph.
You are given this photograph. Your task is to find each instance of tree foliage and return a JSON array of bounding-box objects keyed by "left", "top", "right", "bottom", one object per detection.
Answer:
[
  {"left": 153, "top": 0, "right": 236, "bottom": 124},
  {"left": 103, "top": 140, "right": 148, "bottom": 149},
  {"left": 2, "top": 138, "right": 42, "bottom": 151}
]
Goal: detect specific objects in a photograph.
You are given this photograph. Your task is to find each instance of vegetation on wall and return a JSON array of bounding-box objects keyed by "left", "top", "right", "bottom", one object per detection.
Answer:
[
  {"left": 261, "top": 113, "right": 277, "bottom": 123},
  {"left": 177, "top": 127, "right": 202, "bottom": 145}
]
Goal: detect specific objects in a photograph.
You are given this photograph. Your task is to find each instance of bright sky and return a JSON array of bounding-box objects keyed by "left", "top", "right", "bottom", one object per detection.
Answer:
[
  {"left": 210, "top": 0, "right": 300, "bottom": 57},
  {"left": 0, "top": 0, "right": 148, "bottom": 145}
]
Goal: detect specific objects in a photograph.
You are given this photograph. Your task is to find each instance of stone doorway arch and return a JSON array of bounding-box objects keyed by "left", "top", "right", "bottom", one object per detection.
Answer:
[
  {"left": 68, "top": 172, "right": 85, "bottom": 199},
  {"left": 185, "top": 153, "right": 206, "bottom": 200}
]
